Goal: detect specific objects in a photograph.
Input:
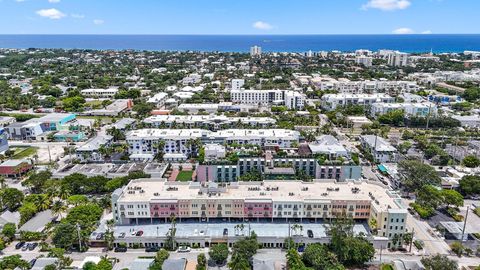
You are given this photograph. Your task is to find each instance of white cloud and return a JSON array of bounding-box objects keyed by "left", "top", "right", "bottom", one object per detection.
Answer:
[
  {"left": 392, "top": 27, "right": 415, "bottom": 34},
  {"left": 362, "top": 0, "right": 411, "bottom": 11},
  {"left": 36, "top": 8, "right": 66, "bottom": 19},
  {"left": 252, "top": 21, "right": 273, "bottom": 30},
  {"left": 421, "top": 30, "right": 432, "bottom": 34},
  {"left": 93, "top": 19, "right": 104, "bottom": 25},
  {"left": 71, "top": 14, "right": 85, "bottom": 19},
  {"left": 48, "top": 0, "right": 60, "bottom": 3}
]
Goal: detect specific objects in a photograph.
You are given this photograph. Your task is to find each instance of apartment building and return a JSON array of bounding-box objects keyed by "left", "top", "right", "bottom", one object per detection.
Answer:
[
  {"left": 231, "top": 79, "right": 245, "bottom": 90},
  {"left": 370, "top": 102, "right": 437, "bottom": 118},
  {"left": 250, "top": 46, "right": 262, "bottom": 57},
  {"left": 80, "top": 88, "right": 119, "bottom": 98},
  {"left": 147, "top": 92, "right": 169, "bottom": 108},
  {"left": 111, "top": 179, "right": 407, "bottom": 247},
  {"left": 360, "top": 135, "right": 397, "bottom": 163},
  {"left": 386, "top": 51, "right": 409, "bottom": 67},
  {"left": 355, "top": 55, "right": 373, "bottom": 67},
  {"left": 230, "top": 89, "right": 305, "bottom": 110},
  {"left": 5, "top": 113, "right": 76, "bottom": 140},
  {"left": 143, "top": 115, "right": 275, "bottom": 130},
  {"left": 126, "top": 129, "right": 300, "bottom": 159},
  {"left": 313, "top": 78, "right": 419, "bottom": 94},
  {"left": 321, "top": 94, "right": 394, "bottom": 111}
]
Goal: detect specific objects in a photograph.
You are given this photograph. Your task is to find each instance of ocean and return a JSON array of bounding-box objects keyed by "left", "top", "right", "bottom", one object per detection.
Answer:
[{"left": 0, "top": 34, "right": 479, "bottom": 53}]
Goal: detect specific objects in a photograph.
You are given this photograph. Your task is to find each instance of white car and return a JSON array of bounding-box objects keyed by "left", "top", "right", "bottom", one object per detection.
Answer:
[{"left": 178, "top": 246, "right": 191, "bottom": 253}]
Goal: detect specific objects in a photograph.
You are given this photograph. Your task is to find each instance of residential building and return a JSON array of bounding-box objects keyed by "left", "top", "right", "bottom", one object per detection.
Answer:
[
  {"left": 386, "top": 51, "right": 409, "bottom": 67},
  {"left": 126, "top": 129, "right": 300, "bottom": 159},
  {"left": 307, "top": 135, "right": 349, "bottom": 159},
  {"left": 83, "top": 99, "right": 133, "bottom": 116},
  {"left": 0, "top": 128, "right": 8, "bottom": 152},
  {"left": 360, "top": 135, "right": 397, "bottom": 163},
  {"left": 53, "top": 131, "right": 85, "bottom": 142},
  {"left": 76, "top": 135, "right": 113, "bottom": 162},
  {"left": 231, "top": 79, "right": 245, "bottom": 90},
  {"left": 230, "top": 90, "right": 305, "bottom": 110},
  {"left": 111, "top": 179, "right": 407, "bottom": 248},
  {"left": 0, "top": 116, "right": 16, "bottom": 127},
  {"left": 0, "top": 159, "right": 33, "bottom": 178},
  {"left": 204, "top": 144, "right": 226, "bottom": 161},
  {"left": 451, "top": 115, "right": 480, "bottom": 128},
  {"left": 370, "top": 102, "right": 437, "bottom": 118},
  {"left": 355, "top": 55, "right": 373, "bottom": 67},
  {"left": 143, "top": 115, "right": 275, "bottom": 130},
  {"left": 80, "top": 88, "right": 119, "bottom": 98},
  {"left": 147, "top": 92, "right": 169, "bottom": 108},
  {"left": 250, "top": 46, "right": 262, "bottom": 57},
  {"left": 5, "top": 113, "right": 76, "bottom": 140},
  {"left": 321, "top": 94, "right": 394, "bottom": 111}
]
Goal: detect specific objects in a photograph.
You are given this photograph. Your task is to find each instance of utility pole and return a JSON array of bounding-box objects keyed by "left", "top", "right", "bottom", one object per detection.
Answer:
[
  {"left": 76, "top": 223, "right": 82, "bottom": 251},
  {"left": 461, "top": 206, "right": 470, "bottom": 242}
]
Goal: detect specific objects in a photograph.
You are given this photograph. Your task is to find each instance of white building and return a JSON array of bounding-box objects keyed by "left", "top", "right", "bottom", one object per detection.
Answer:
[
  {"left": 204, "top": 144, "right": 226, "bottom": 161},
  {"left": 80, "top": 88, "right": 119, "bottom": 98},
  {"left": 250, "top": 46, "right": 262, "bottom": 57},
  {"left": 147, "top": 92, "right": 168, "bottom": 108},
  {"left": 144, "top": 115, "right": 275, "bottom": 129},
  {"left": 386, "top": 51, "right": 409, "bottom": 67},
  {"left": 126, "top": 129, "right": 300, "bottom": 157},
  {"left": 230, "top": 89, "right": 306, "bottom": 110},
  {"left": 182, "top": 74, "right": 202, "bottom": 85},
  {"left": 308, "top": 135, "right": 349, "bottom": 159},
  {"left": 76, "top": 135, "right": 113, "bottom": 162},
  {"left": 360, "top": 135, "right": 397, "bottom": 163},
  {"left": 312, "top": 78, "right": 419, "bottom": 94},
  {"left": 321, "top": 93, "right": 394, "bottom": 111},
  {"left": 370, "top": 102, "right": 437, "bottom": 118},
  {"left": 355, "top": 55, "right": 373, "bottom": 67},
  {"left": 231, "top": 79, "right": 245, "bottom": 90}
]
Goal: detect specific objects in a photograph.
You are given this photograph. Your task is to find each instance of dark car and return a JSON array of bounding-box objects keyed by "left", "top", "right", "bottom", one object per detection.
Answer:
[
  {"left": 96, "top": 233, "right": 104, "bottom": 240},
  {"left": 114, "top": 246, "right": 128, "bottom": 252},
  {"left": 223, "top": 228, "right": 228, "bottom": 236},
  {"left": 28, "top": 242, "right": 38, "bottom": 251},
  {"left": 15, "top": 241, "right": 26, "bottom": 250},
  {"left": 307, "top": 230, "right": 314, "bottom": 238},
  {"left": 145, "top": 246, "right": 160, "bottom": 252},
  {"left": 29, "top": 259, "right": 37, "bottom": 267},
  {"left": 136, "top": 230, "right": 144, "bottom": 236}
]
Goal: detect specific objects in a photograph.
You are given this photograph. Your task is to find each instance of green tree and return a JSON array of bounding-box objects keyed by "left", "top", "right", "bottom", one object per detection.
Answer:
[
  {"left": 1, "top": 222, "right": 16, "bottom": 240},
  {"left": 196, "top": 253, "right": 206, "bottom": 270},
  {"left": 0, "top": 188, "right": 24, "bottom": 210},
  {"left": 0, "top": 255, "right": 30, "bottom": 270},
  {"left": 302, "top": 243, "right": 345, "bottom": 270},
  {"left": 398, "top": 160, "right": 441, "bottom": 192},
  {"left": 286, "top": 248, "right": 310, "bottom": 270},
  {"left": 23, "top": 171, "right": 52, "bottom": 193},
  {"left": 421, "top": 254, "right": 457, "bottom": 270},
  {"left": 442, "top": 189, "right": 464, "bottom": 208},
  {"left": 209, "top": 243, "right": 229, "bottom": 264},
  {"left": 149, "top": 249, "right": 169, "bottom": 270},
  {"left": 463, "top": 155, "right": 480, "bottom": 168},
  {"left": 52, "top": 223, "right": 78, "bottom": 250},
  {"left": 459, "top": 175, "right": 480, "bottom": 196}
]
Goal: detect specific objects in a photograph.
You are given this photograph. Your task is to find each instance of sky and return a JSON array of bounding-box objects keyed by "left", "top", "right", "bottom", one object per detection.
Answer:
[{"left": 0, "top": 0, "right": 478, "bottom": 35}]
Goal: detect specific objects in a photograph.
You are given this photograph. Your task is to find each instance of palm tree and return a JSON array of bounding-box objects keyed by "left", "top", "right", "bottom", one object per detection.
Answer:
[
  {"left": 38, "top": 195, "right": 52, "bottom": 211},
  {"left": 57, "top": 186, "right": 71, "bottom": 201},
  {"left": 0, "top": 176, "right": 5, "bottom": 189},
  {"left": 51, "top": 200, "right": 67, "bottom": 219}
]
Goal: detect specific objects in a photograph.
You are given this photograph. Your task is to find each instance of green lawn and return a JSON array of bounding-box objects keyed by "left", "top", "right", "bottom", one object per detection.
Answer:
[
  {"left": 176, "top": 171, "right": 193, "bottom": 182},
  {"left": 11, "top": 147, "right": 38, "bottom": 159}
]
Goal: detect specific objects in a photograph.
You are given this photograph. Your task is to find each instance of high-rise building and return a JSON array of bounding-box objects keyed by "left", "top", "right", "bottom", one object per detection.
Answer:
[
  {"left": 250, "top": 46, "right": 262, "bottom": 57},
  {"left": 355, "top": 55, "right": 373, "bottom": 67},
  {"left": 386, "top": 51, "right": 409, "bottom": 67}
]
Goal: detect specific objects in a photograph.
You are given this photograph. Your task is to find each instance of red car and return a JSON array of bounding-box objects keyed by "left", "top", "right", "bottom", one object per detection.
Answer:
[{"left": 136, "top": 230, "right": 144, "bottom": 236}]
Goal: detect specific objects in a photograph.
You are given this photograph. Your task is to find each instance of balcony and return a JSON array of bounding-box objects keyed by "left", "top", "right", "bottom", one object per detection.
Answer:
[
  {"left": 201, "top": 205, "right": 206, "bottom": 210},
  {"left": 306, "top": 206, "right": 312, "bottom": 211},
  {"left": 217, "top": 205, "right": 223, "bottom": 210},
  {"left": 264, "top": 207, "right": 270, "bottom": 210}
]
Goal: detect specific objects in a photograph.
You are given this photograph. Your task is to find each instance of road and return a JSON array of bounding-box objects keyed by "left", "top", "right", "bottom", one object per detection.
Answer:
[{"left": 405, "top": 211, "right": 451, "bottom": 256}]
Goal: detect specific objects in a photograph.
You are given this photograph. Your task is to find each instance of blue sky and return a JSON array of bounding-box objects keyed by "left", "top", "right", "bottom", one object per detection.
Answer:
[{"left": 0, "top": 0, "right": 478, "bottom": 35}]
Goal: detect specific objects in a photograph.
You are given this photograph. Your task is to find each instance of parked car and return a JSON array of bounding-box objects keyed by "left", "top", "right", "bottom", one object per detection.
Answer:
[
  {"left": 178, "top": 246, "right": 191, "bottom": 253},
  {"left": 223, "top": 228, "right": 228, "bottom": 236},
  {"left": 28, "top": 243, "right": 38, "bottom": 251},
  {"left": 29, "top": 259, "right": 37, "bottom": 267},
  {"left": 145, "top": 246, "right": 160, "bottom": 252},
  {"left": 118, "top": 232, "right": 126, "bottom": 238},
  {"left": 15, "top": 241, "right": 26, "bottom": 250},
  {"left": 96, "top": 233, "right": 104, "bottom": 240},
  {"left": 21, "top": 243, "right": 30, "bottom": 251},
  {"left": 136, "top": 230, "right": 144, "bottom": 236},
  {"left": 114, "top": 247, "right": 128, "bottom": 252},
  {"left": 307, "top": 230, "right": 314, "bottom": 238},
  {"left": 130, "top": 231, "right": 137, "bottom": 236}
]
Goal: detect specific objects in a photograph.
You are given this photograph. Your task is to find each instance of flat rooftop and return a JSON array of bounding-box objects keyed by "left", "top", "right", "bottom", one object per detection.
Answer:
[{"left": 118, "top": 179, "right": 401, "bottom": 212}]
